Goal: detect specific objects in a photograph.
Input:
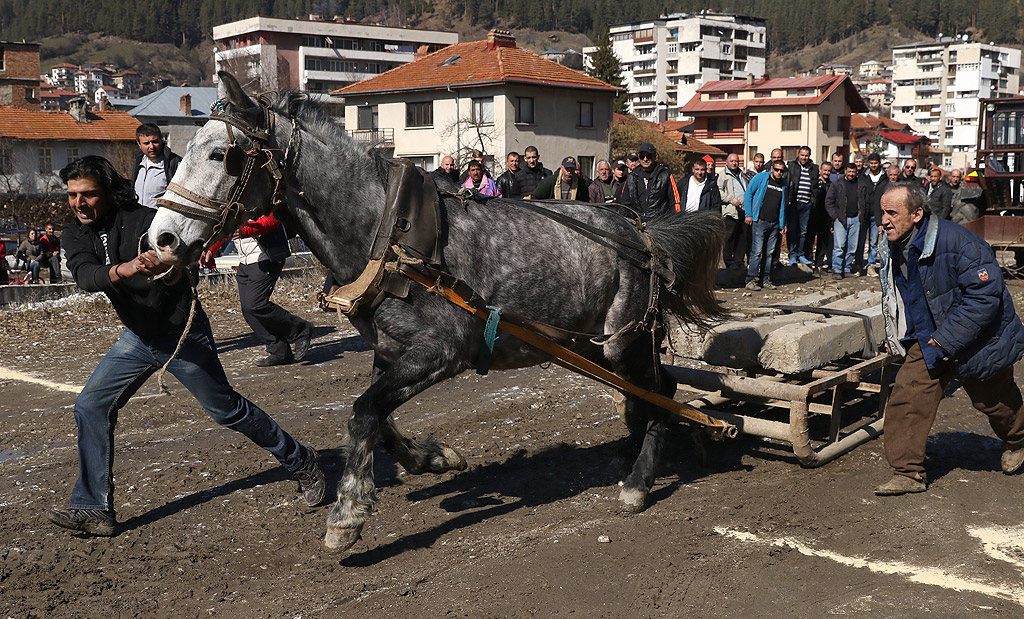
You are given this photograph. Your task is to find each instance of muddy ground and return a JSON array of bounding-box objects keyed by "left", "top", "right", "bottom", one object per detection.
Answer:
[{"left": 2, "top": 269, "right": 1024, "bottom": 618}]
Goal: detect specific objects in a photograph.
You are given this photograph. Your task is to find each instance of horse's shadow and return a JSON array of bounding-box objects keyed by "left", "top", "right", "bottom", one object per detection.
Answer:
[{"left": 338, "top": 422, "right": 740, "bottom": 566}]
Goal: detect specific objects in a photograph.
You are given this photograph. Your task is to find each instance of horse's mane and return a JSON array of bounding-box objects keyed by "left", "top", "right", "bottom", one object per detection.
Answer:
[{"left": 270, "top": 90, "right": 390, "bottom": 184}]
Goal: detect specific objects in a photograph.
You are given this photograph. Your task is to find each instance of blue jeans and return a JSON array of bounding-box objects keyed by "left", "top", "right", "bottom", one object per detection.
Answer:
[
  {"left": 747, "top": 219, "right": 779, "bottom": 284},
  {"left": 832, "top": 216, "right": 860, "bottom": 274},
  {"left": 70, "top": 310, "right": 307, "bottom": 511},
  {"left": 786, "top": 201, "right": 812, "bottom": 262},
  {"left": 28, "top": 259, "right": 41, "bottom": 281}
]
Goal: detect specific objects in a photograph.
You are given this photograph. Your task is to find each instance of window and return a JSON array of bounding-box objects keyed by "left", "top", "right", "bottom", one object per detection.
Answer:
[
  {"left": 782, "top": 146, "right": 798, "bottom": 161},
  {"left": 66, "top": 147, "right": 79, "bottom": 162},
  {"left": 577, "top": 156, "right": 594, "bottom": 177},
  {"left": 821, "top": 115, "right": 830, "bottom": 131},
  {"left": 515, "top": 97, "right": 534, "bottom": 124},
  {"left": 406, "top": 101, "right": 433, "bottom": 128},
  {"left": 25, "top": 87, "right": 35, "bottom": 100},
  {"left": 357, "top": 105, "right": 378, "bottom": 130},
  {"left": 402, "top": 155, "right": 435, "bottom": 169},
  {"left": 755, "top": 90, "right": 770, "bottom": 98},
  {"left": 749, "top": 116, "right": 758, "bottom": 131},
  {"left": 667, "top": 43, "right": 677, "bottom": 54},
  {"left": 782, "top": 115, "right": 801, "bottom": 131},
  {"left": 577, "top": 101, "right": 594, "bottom": 127},
  {"left": 38, "top": 147, "right": 53, "bottom": 174},
  {"left": 471, "top": 97, "right": 494, "bottom": 124},
  {"left": 821, "top": 146, "right": 829, "bottom": 163},
  {"left": 748, "top": 146, "right": 757, "bottom": 162},
  {"left": 708, "top": 117, "right": 733, "bottom": 132}
]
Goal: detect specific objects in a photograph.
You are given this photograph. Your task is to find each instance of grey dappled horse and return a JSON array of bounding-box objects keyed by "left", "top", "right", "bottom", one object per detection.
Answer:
[{"left": 149, "top": 73, "right": 724, "bottom": 551}]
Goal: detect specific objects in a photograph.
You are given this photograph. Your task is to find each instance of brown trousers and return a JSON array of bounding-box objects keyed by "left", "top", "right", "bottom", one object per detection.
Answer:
[{"left": 884, "top": 342, "right": 1024, "bottom": 481}]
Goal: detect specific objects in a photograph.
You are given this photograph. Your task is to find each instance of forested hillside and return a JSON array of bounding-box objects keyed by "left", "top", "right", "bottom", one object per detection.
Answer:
[{"left": 0, "top": 0, "right": 1021, "bottom": 54}]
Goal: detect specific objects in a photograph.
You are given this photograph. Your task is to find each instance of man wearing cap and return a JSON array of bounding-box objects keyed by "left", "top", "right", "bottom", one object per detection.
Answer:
[
  {"left": 677, "top": 157, "right": 721, "bottom": 213},
  {"left": 625, "top": 153, "right": 640, "bottom": 172},
  {"left": 531, "top": 156, "right": 592, "bottom": 202},
  {"left": 622, "top": 143, "right": 681, "bottom": 219},
  {"left": 611, "top": 160, "right": 629, "bottom": 202}
]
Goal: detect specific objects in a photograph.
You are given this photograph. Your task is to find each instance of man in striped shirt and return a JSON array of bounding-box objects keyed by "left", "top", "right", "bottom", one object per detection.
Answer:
[{"left": 785, "top": 146, "right": 819, "bottom": 266}]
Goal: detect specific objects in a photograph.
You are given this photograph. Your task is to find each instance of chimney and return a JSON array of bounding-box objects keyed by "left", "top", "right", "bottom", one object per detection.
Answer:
[
  {"left": 746, "top": 73, "right": 755, "bottom": 86},
  {"left": 761, "top": 72, "right": 770, "bottom": 81},
  {"left": 100, "top": 98, "right": 112, "bottom": 112},
  {"left": 68, "top": 97, "right": 89, "bottom": 122},
  {"left": 180, "top": 93, "right": 192, "bottom": 115},
  {"left": 486, "top": 29, "right": 516, "bottom": 50}
]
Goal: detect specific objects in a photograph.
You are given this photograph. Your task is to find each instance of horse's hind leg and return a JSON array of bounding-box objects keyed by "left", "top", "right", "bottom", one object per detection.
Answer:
[
  {"left": 371, "top": 354, "right": 467, "bottom": 475},
  {"left": 325, "top": 347, "right": 462, "bottom": 551}
]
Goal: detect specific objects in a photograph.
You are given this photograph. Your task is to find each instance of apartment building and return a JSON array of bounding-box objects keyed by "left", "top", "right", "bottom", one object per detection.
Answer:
[
  {"left": 679, "top": 74, "right": 868, "bottom": 166},
  {"left": 891, "top": 38, "right": 1021, "bottom": 169},
  {"left": 584, "top": 12, "right": 766, "bottom": 123},
  {"left": 212, "top": 15, "right": 457, "bottom": 94}
]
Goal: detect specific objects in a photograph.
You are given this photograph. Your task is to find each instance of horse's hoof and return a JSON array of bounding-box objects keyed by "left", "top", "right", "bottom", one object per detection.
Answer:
[
  {"left": 324, "top": 525, "right": 362, "bottom": 551},
  {"left": 618, "top": 488, "right": 647, "bottom": 514},
  {"left": 442, "top": 445, "right": 468, "bottom": 472}
]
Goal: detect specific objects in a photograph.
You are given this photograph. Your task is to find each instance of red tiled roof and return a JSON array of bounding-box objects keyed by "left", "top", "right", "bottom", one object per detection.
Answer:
[
  {"left": 336, "top": 39, "right": 617, "bottom": 95},
  {"left": 681, "top": 75, "right": 867, "bottom": 114},
  {"left": 699, "top": 75, "right": 836, "bottom": 92},
  {"left": 50, "top": 63, "right": 79, "bottom": 69},
  {"left": 878, "top": 130, "right": 928, "bottom": 145},
  {"left": 0, "top": 105, "right": 139, "bottom": 141}
]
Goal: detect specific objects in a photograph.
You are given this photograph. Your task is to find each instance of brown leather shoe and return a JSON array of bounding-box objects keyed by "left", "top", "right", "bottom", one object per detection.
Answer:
[
  {"left": 874, "top": 474, "right": 927, "bottom": 496},
  {"left": 1002, "top": 446, "right": 1024, "bottom": 475}
]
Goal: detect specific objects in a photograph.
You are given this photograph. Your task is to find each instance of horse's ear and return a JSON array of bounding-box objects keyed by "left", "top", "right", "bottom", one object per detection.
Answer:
[
  {"left": 285, "top": 92, "right": 308, "bottom": 118},
  {"left": 217, "top": 71, "right": 255, "bottom": 109}
]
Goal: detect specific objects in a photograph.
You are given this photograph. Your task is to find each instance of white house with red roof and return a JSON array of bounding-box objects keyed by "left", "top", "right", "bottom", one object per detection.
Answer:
[
  {"left": 678, "top": 74, "right": 868, "bottom": 166},
  {"left": 335, "top": 30, "right": 618, "bottom": 175}
]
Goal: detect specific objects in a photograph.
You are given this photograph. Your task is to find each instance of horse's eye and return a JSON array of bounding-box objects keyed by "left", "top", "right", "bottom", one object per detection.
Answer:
[{"left": 209, "top": 151, "right": 225, "bottom": 161}]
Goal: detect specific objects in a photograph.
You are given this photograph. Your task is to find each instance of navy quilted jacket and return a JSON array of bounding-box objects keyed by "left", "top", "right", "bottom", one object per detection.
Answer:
[{"left": 879, "top": 215, "right": 1024, "bottom": 379}]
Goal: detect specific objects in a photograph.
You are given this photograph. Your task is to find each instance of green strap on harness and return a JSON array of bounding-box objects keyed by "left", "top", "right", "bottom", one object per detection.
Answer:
[{"left": 476, "top": 305, "right": 502, "bottom": 375}]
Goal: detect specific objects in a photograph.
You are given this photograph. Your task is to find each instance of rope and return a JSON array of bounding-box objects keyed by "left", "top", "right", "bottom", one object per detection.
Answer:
[{"left": 156, "top": 270, "right": 198, "bottom": 396}]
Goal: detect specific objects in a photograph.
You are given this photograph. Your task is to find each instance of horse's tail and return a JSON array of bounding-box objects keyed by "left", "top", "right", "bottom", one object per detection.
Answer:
[{"left": 644, "top": 211, "right": 726, "bottom": 329}]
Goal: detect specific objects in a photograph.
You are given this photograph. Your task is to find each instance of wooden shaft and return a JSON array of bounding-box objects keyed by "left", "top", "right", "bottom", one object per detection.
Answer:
[{"left": 400, "top": 268, "right": 736, "bottom": 437}]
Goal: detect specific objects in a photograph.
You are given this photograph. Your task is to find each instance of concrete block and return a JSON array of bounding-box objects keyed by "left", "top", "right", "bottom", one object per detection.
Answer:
[
  {"left": 672, "top": 290, "right": 880, "bottom": 369},
  {"left": 757, "top": 305, "right": 885, "bottom": 374}
]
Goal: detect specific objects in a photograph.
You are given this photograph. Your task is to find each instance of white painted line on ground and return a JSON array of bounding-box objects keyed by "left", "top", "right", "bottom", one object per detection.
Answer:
[
  {"left": 0, "top": 367, "right": 83, "bottom": 393},
  {"left": 714, "top": 526, "right": 1024, "bottom": 607},
  {"left": 0, "top": 367, "right": 164, "bottom": 400},
  {"left": 968, "top": 525, "right": 1024, "bottom": 573}
]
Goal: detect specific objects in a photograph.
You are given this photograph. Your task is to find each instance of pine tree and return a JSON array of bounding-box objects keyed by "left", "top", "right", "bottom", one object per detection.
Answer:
[{"left": 585, "top": 36, "right": 627, "bottom": 114}]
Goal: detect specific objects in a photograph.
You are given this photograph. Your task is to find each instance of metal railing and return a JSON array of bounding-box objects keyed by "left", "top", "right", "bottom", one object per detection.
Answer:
[{"left": 345, "top": 128, "right": 394, "bottom": 144}]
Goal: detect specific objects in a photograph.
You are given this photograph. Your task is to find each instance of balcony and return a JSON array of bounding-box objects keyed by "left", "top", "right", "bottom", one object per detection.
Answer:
[
  {"left": 345, "top": 128, "right": 394, "bottom": 145},
  {"left": 915, "top": 83, "right": 941, "bottom": 93},
  {"left": 632, "top": 68, "right": 656, "bottom": 77},
  {"left": 690, "top": 129, "right": 745, "bottom": 141}
]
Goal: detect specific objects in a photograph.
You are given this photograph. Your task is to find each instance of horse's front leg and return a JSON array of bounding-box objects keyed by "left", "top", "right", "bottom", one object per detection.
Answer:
[{"left": 324, "top": 345, "right": 460, "bottom": 551}]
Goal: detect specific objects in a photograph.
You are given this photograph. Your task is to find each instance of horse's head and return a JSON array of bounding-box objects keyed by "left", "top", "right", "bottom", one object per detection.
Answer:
[{"left": 149, "top": 72, "right": 286, "bottom": 266}]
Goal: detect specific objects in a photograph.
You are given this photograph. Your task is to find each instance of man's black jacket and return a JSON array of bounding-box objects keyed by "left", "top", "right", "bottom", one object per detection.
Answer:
[
  {"left": 786, "top": 159, "right": 820, "bottom": 206},
  {"left": 63, "top": 204, "right": 195, "bottom": 338},
  {"left": 515, "top": 163, "right": 552, "bottom": 198},
  {"left": 496, "top": 169, "right": 522, "bottom": 199},
  {"left": 860, "top": 169, "right": 889, "bottom": 223},
  {"left": 622, "top": 163, "right": 680, "bottom": 219}
]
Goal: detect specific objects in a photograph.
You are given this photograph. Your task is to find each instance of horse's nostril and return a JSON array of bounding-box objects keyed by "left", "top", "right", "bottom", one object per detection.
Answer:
[{"left": 156, "top": 232, "right": 178, "bottom": 250}]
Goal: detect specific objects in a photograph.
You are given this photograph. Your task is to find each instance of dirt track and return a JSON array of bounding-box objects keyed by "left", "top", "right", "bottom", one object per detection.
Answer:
[{"left": 3, "top": 271, "right": 1024, "bottom": 618}]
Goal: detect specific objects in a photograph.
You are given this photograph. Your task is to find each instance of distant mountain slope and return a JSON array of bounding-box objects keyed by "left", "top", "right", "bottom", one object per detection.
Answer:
[{"left": 1, "top": 0, "right": 1022, "bottom": 55}]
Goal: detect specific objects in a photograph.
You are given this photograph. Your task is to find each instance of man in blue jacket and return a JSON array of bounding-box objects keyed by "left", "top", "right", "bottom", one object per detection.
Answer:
[
  {"left": 874, "top": 183, "right": 1024, "bottom": 495},
  {"left": 743, "top": 162, "right": 787, "bottom": 290}
]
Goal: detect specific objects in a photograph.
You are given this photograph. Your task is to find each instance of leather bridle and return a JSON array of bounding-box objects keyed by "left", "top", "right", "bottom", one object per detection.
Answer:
[{"left": 156, "top": 94, "right": 301, "bottom": 247}]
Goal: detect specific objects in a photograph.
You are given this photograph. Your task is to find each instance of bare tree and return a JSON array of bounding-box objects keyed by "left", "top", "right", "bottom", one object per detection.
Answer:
[{"left": 437, "top": 112, "right": 503, "bottom": 169}]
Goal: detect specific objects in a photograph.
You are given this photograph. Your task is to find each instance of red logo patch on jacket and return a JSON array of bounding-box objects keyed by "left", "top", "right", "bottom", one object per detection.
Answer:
[{"left": 978, "top": 268, "right": 989, "bottom": 281}]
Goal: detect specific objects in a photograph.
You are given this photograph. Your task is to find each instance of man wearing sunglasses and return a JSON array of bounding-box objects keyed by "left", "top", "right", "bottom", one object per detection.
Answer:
[
  {"left": 131, "top": 124, "right": 181, "bottom": 209},
  {"left": 900, "top": 158, "right": 923, "bottom": 187},
  {"left": 622, "top": 143, "right": 682, "bottom": 218},
  {"left": 743, "top": 161, "right": 788, "bottom": 290}
]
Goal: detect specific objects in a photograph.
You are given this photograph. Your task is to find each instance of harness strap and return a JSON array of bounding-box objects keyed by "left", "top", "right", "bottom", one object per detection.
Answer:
[
  {"left": 476, "top": 306, "right": 502, "bottom": 375},
  {"left": 670, "top": 174, "right": 681, "bottom": 213}
]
